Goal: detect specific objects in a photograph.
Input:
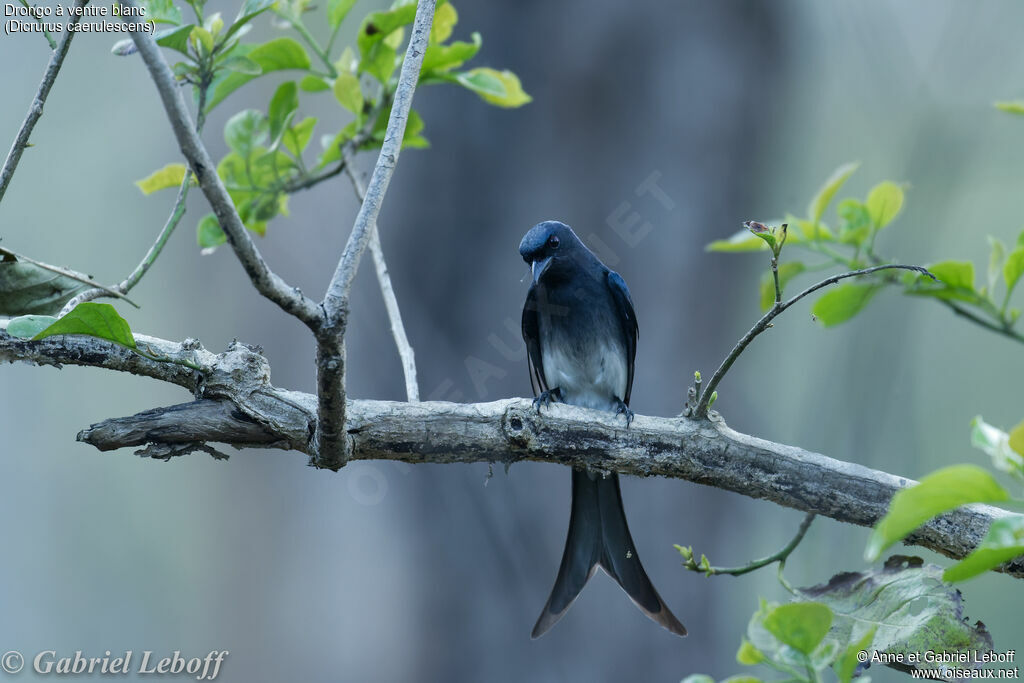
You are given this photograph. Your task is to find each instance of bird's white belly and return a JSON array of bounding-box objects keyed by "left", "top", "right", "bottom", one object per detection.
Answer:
[{"left": 541, "top": 341, "right": 627, "bottom": 412}]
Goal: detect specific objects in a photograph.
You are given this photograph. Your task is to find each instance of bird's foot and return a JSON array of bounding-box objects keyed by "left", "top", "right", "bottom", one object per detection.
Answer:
[
  {"left": 532, "top": 388, "right": 561, "bottom": 414},
  {"left": 614, "top": 399, "right": 634, "bottom": 427}
]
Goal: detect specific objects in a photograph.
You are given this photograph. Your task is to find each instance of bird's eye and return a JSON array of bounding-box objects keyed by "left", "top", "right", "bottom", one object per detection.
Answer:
[{"left": 547, "top": 235, "right": 560, "bottom": 248}]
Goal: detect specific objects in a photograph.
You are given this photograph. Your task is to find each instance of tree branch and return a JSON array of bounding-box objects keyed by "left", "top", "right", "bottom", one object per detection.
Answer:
[
  {"left": 116, "top": 1, "right": 322, "bottom": 329},
  {"left": 314, "top": 0, "right": 435, "bottom": 469},
  {"left": 0, "top": 0, "right": 86, "bottom": 205},
  {"left": 2, "top": 324, "right": 1020, "bottom": 578}
]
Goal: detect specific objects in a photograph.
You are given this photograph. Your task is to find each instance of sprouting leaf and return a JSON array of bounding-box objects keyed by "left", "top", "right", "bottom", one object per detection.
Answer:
[
  {"left": 995, "top": 100, "right": 1024, "bottom": 115},
  {"left": 865, "top": 465, "right": 1010, "bottom": 562},
  {"left": 135, "top": 163, "right": 187, "bottom": 195},
  {"left": 762, "top": 603, "right": 832, "bottom": 655},
  {"left": 5, "top": 315, "right": 58, "bottom": 339},
  {"left": 224, "top": 109, "right": 267, "bottom": 159},
  {"left": 799, "top": 556, "right": 992, "bottom": 673},
  {"left": 807, "top": 162, "right": 859, "bottom": 226},
  {"left": 327, "top": 0, "right": 357, "bottom": 30},
  {"left": 865, "top": 181, "right": 904, "bottom": 229},
  {"left": 836, "top": 198, "right": 871, "bottom": 246},
  {"left": 1004, "top": 246, "right": 1024, "bottom": 296},
  {"left": 333, "top": 72, "right": 364, "bottom": 114},
  {"left": 454, "top": 68, "right": 531, "bottom": 108},
  {"left": 706, "top": 228, "right": 768, "bottom": 252},
  {"left": 268, "top": 81, "right": 299, "bottom": 148},
  {"left": 971, "top": 415, "right": 1024, "bottom": 482},
  {"left": 33, "top": 302, "right": 136, "bottom": 349},
  {"left": 430, "top": 2, "right": 457, "bottom": 44},
  {"left": 356, "top": 3, "right": 417, "bottom": 57},
  {"left": 759, "top": 262, "right": 805, "bottom": 311},
  {"left": 197, "top": 213, "right": 226, "bottom": 250},
  {"left": 317, "top": 124, "right": 356, "bottom": 167},
  {"left": 812, "top": 283, "right": 879, "bottom": 327},
  {"left": 191, "top": 26, "right": 215, "bottom": 55},
  {"left": 742, "top": 220, "right": 775, "bottom": 250},
  {"left": 229, "top": 0, "right": 276, "bottom": 38},
  {"left": 139, "top": 0, "right": 182, "bottom": 25},
  {"left": 284, "top": 117, "right": 317, "bottom": 157},
  {"left": 928, "top": 260, "right": 975, "bottom": 291},
  {"left": 206, "top": 38, "right": 312, "bottom": 112},
  {"left": 1010, "top": 420, "right": 1024, "bottom": 458},
  {"left": 421, "top": 33, "right": 481, "bottom": 73},
  {"left": 0, "top": 259, "right": 87, "bottom": 316},
  {"left": 735, "top": 639, "right": 763, "bottom": 666},
  {"left": 988, "top": 236, "right": 1007, "bottom": 296},
  {"left": 944, "top": 515, "right": 1024, "bottom": 582},
  {"left": 300, "top": 75, "right": 330, "bottom": 92},
  {"left": 153, "top": 23, "right": 195, "bottom": 54}
]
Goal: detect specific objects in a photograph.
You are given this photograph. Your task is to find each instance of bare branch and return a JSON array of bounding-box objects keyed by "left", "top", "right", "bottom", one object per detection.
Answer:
[
  {"left": 314, "top": 0, "right": 435, "bottom": 469},
  {"left": 116, "top": 1, "right": 323, "bottom": 329},
  {"left": 0, "top": 0, "right": 86, "bottom": 204},
  {"left": 345, "top": 164, "right": 419, "bottom": 402}
]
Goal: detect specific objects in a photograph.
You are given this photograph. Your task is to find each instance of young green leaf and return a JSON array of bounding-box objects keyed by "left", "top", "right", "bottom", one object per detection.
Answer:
[
  {"left": 268, "top": 81, "right": 300, "bottom": 147},
  {"left": 135, "top": 163, "right": 187, "bottom": 195},
  {"left": 706, "top": 228, "right": 769, "bottom": 252},
  {"left": 229, "top": 0, "right": 276, "bottom": 39},
  {"left": 865, "top": 465, "right": 1010, "bottom": 561},
  {"left": 971, "top": 415, "right": 1024, "bottom": 482},
  {"left": 679, "top": 676, "right": 715, "bottom": 683},
  {"left": 191, "top": 26, "right": 215, "bottom": 55},
  {"left": 865, "top": 181, "right": 904, "bottom": 229},
  {"left": 735, "top": 638, "right": 764, "bottom": 666},
  {"left": 206, "top": 38, "right": 312, "bottom": 112},
  {"left": 928, "top": 260, "right": 975, "bottom": 291},
  {"left": 357, "top": 4, "right": 418, "bottom": 57},
  {"left": 360, "top": 41, "right": 398, "bottom": 84},
  {"left": 943, "top": 515, "right": 1024, "bottom": 582},
  {"left": 454, "top": 68, "right": 531, "bottom": 107},
  {"left": 421, "top": 33, "right": 481, "bottom": 74},
  {"left": 836, "top": 198, "right": 871, "bottom": 246},
  {"left": 197, "top": 213, "right": 227, "bottom": 250},
  {"left": 812, "top": 283, "right": 879, "bottom": 327},
  {"left": 224, "top": 109, "right": 267, "bottom": 159},
  {"left": 988, "top": 236, "right": 1007, "bottom": 296},
  {"left": 219, "top": 55, "right": 262, "bottom": 74},
  {"left": 762, "top": 603, "right": 832, "bottom": 655},
  {"left": 5, "top": 314, "right": 58, "bottom": 339},
  {"left": 327, "top": 0, "right": 357, "bottom": 30},
  {"left": 154, "top": 23, "right": 195, "bottom": 54},
  {"left": 139, "top": 0, "right": 182, "bottom": 25},
  {"left": 300, "top": 75, "right": 330, "bottom": 92},
  {"left": 1004, "top": 247, "right": 1024, "bottom": 296},
  {"left": 1010, "top": 420, "right": 1024, "bottom": 458},
  {"left": 333, "top": 72, "right": 364, "bottom": 114},
  {"left": 33, "top": 302, "right": 136, "bottom": 349},
  {"left": 284, "top": 117, "right": 317, "bottom": 157},
  {"left": 995, "top": 100, "right": 1024, "bottom": 115},
  {"left": 430, "top": 2, "right": 457, "bottom": 44},
  {"left": 807, "top": 162, "right": 859, "bottom": 225},
  {"left": 759, "top": 262, "right": 805, "bottom": 311}
]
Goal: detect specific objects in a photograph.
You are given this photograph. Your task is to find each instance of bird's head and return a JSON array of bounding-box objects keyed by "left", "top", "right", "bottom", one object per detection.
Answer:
[{"left": 519, "top": 220, "right": 580, "bottom": 284}]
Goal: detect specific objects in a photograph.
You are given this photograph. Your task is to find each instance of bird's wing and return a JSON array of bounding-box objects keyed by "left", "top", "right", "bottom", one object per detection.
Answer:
[
  {"left": 606, "top": 270, "right": 638, "bottom": 405},
  {"left": 522, "top": 285, "right": 548, "bottom": 396}
]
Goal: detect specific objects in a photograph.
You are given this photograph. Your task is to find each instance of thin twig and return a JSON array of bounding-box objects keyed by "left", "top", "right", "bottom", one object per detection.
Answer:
[
  {"left": 314, "top": 0, "right": 435, "bottom": 469},
  {"left": 941, "top": 300, "right": 1024, "bottom": 345},
  {"left": 0, "top": 247, "right": 137, "bottom": 307},
  {"left": 17, "top": 0, "right": 57, "bottom": 48},
  {"left": 679, "top": 513, "right": 815, "bottom": 577},
  {"left": 116, "top": 0, "right": 323, "bottom": 329},
  {"left": 695, "top": 264, "right": 934, "bottom": 417},
  {"left": 0, "top": 0, "right": 86, "bottom": 205},
  {"left": 344, "top": 164, "right": 419, "bottom": 402}
]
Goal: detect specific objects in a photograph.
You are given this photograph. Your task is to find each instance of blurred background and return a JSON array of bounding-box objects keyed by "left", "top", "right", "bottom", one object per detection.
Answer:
[{"left": 2, "top": 0, "right": 1023, "bottom": 680}]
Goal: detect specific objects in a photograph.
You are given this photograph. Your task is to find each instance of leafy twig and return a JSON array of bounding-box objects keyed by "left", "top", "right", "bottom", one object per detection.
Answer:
[
  {"left": 678, "top": 513, "right": 815, "bottom": 578},
  {"left": 693, "top": 264, "right": 935, "bottom": 417},
  {"left": 0, "top": 0, "right": 86, "bottom": 204}
]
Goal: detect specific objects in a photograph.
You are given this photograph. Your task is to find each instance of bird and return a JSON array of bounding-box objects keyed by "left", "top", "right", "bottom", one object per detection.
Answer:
[{"left": 519, "top": 219, "right": 687, "bottom": 638}]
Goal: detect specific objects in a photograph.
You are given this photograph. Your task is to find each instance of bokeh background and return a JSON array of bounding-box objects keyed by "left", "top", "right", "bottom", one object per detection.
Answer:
[{"left": 2, "top": 1, "right": 1023, "bottom": 680}]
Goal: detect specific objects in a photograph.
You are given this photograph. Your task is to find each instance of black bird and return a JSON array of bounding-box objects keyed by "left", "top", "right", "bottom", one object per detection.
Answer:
[{"left": 519, "top": 220, "right": 687, "bottom": 638}]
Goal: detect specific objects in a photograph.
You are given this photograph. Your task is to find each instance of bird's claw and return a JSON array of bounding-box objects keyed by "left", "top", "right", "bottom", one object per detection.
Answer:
[
  {"left": 533, "top": 388, "right": 561, "bottom": 414},
  {"left": 614, "top": 399, "right": 634, "bottom": 428}
]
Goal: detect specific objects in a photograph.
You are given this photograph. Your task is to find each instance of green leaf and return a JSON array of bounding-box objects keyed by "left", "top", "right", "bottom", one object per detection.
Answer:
[
  {"left": 1004, "top": 246, "right": 1024, "bottom": 296},
  {"left": 317, "top": 125, "right": 355, "bottom": 167},
  {"left": 357, "top": 3, "right": 417, "bottom": 57},
  {"left": 231, "top": 0, "right": 276, "bottom": 36},
  {"left": 706, "top": 228, "right": 768, "bottom": 252},
  {"left": 34, "top": 302, "right": 136, "bottom": 349},
  {"left": 762, "top": 603, "right": 832, "bottom": 655},
  {"left": 679, "top": 676, "right": 715, "bottom": 683},
  {"left": 988, "top": 236, "right": 1007, "bottom": 296},
  {"left": 139, "top": 0, "right": 182, "bottom": 25},
  {"left": 421, "top": 33, "right": 481, "bottom": 73},
  {"left": 836, "top": 198, "right": 871, "bottom": 246},
  {"left": 300, "top": 75, "right": 330, "bottom": 92},
  {"left": 327, "top": 0, "right": 357, "bottom": 30},
  {"left": 799, "top": 556, "right": 992, "bottom": 674},
  {"left": 430, "top": 2, "right": 457, "bottom": 44},
  {"left": 191, "top": 26, "right": 215, "bottom": 55},
  {"left": 5, "top": 314, "right": 58, "bottom": 338},
  {"left": 197, "top": 213, "right": 226, "bottom": 250},
  {"left": 971, "top": 415, "right": 1024, "bottom": 483},
  {"left": 219, "top": 55, "right": 262, "bottom": 74},
  {"left": 134, "top": 163, "right": 187, "bottom": 195},
  {"left": 284, "top": 117, "right": 317, "bottom": 157},
  {"left": 333, "top": 72, "right": 364, "bottom": 114},
  {"left": 268, "top": 81, "right": 299, "bottom": 147},
  {"left": 865, "top": 465, "right": 1010, "bottom": 561},
  {"left": 944, "top": 516, "right": 1024, "bottom": 582},
  {"left": 359, "top": 41, "right": 397, "bottom": 83},
  {"left": 865, "top": 181, "right": 904, "bottom": 229},
  {"left": 0, "top": 258, "right": 87, "bottom": 316},
  {"left": 454, "top": 67, "right": 531, "bottom": 108},
  {"left": 759, "top": 262, "right": 805, "bottom": 311},
  {"left": 995, "top": 100, "right": 1024, "bottom": 115},
  {"left": 928, "top": 260, "right": 975, "bottom": 291},
  {"left": 812, "top": 283, "right": 879, "bottom": 327},
  {"left": 224, "top": 109, "right": 267, "bottom": 159},
  {"left": 787, "top": 216, "right": 836, "bottom": 243},
  {"left": 735, "top": 638, "right": 764, "bottom": 666},
  {"left": 154, "top": 23, "right": 195, "bottom": 54},
  {"left": 206, "top": 38, "right": 312, "bottom": 112},
  {"left": 833, "top": 627, "right": 876, "bottom": 683},
  {"left": 807, "top": 162, "right": 859, "bottom": 225}
]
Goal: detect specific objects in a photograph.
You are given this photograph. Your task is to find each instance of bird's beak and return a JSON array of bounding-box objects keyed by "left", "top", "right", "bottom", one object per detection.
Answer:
[{"left": 531, "top": 256, "right": 552, "bottom": 284}]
